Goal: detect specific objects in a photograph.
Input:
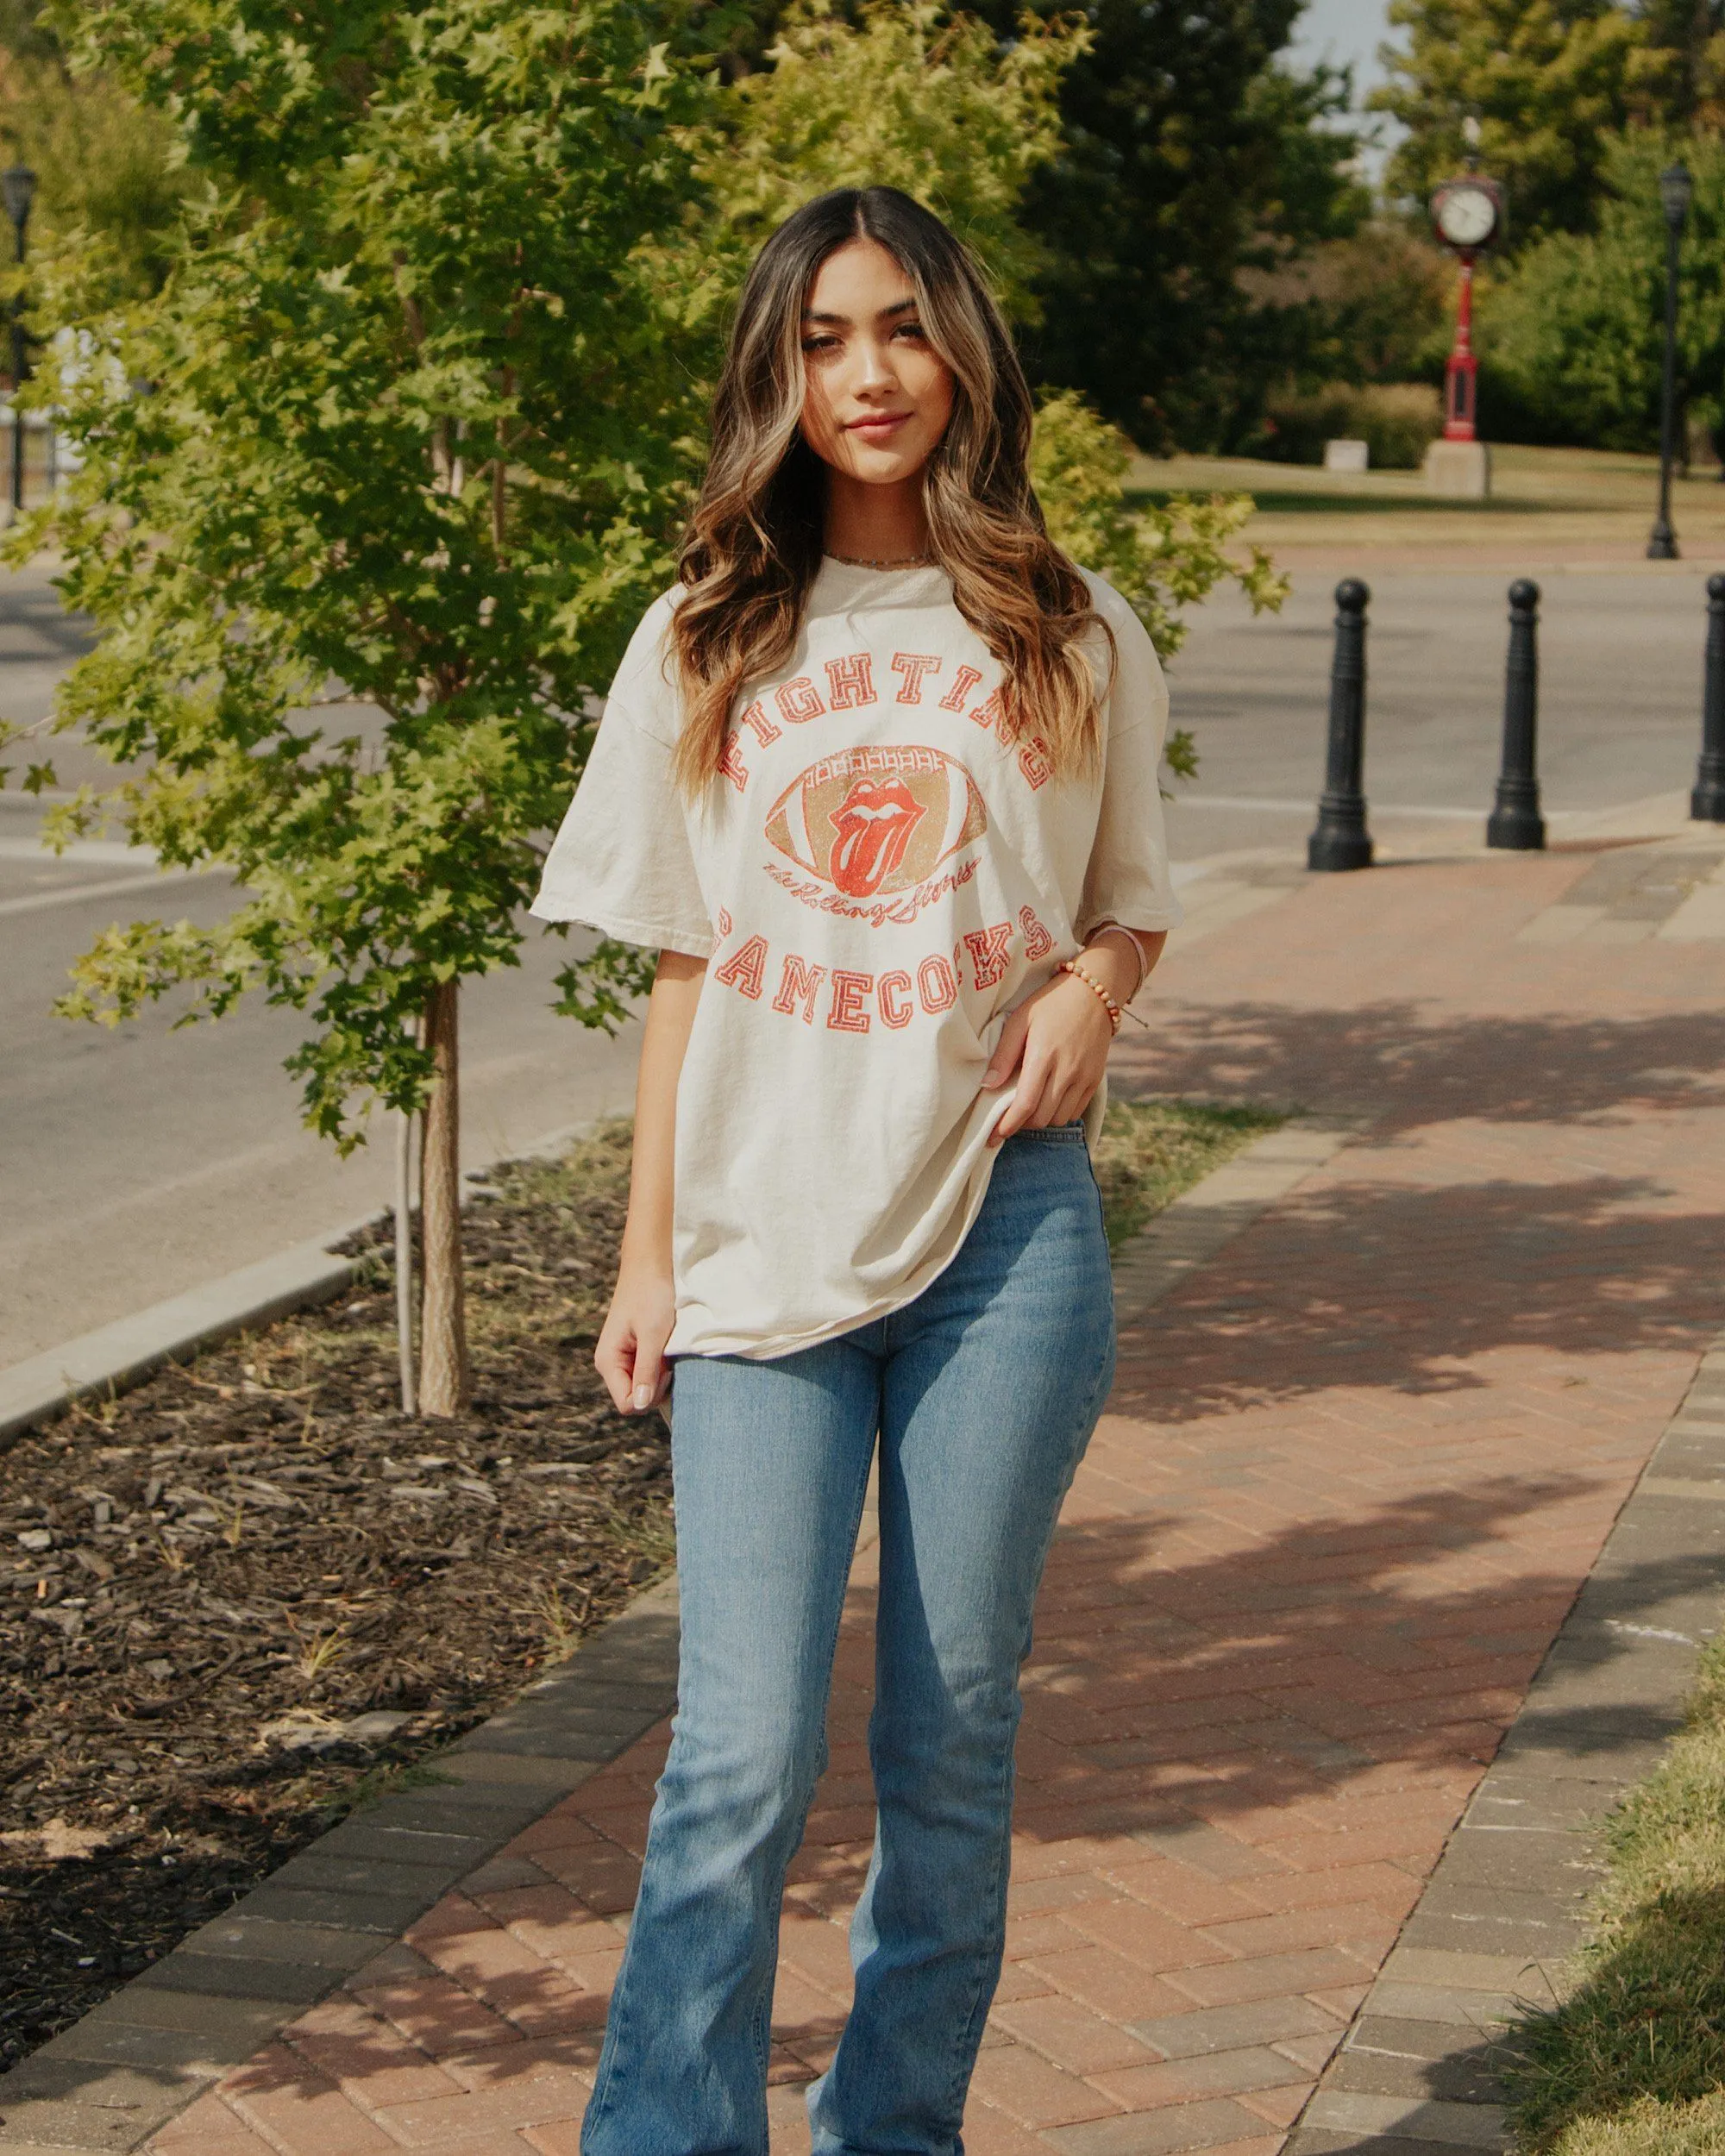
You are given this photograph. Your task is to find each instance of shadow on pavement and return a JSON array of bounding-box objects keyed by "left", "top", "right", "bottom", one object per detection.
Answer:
[
  {"left": 1118, "top": 999, "right": 1725, "bottom": 1134},
  {"left": 1111, "top": 1169, "right": 1725, "bottom": 1413}
]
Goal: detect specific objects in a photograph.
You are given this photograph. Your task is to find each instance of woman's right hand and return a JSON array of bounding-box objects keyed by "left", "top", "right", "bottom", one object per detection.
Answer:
[{"left": 596, "top": 1258, "right": 677, "bottom": 1415}]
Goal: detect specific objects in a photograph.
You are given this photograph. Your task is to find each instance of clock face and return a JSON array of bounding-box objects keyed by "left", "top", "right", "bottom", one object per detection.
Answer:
[{"left": 1435, "top": 184, "right": 1496, "bottom": 248}]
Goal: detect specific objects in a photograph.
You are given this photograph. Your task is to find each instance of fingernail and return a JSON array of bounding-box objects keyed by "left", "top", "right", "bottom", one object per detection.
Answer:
[{"left": 632, "top": 1385, "right": 652, "bottom": 1412}]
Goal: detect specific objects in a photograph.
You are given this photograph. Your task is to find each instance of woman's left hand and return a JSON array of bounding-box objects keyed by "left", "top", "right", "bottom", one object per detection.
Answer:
[{"left": 982, "top": 968, "right": 1118, "bottom": 1146}]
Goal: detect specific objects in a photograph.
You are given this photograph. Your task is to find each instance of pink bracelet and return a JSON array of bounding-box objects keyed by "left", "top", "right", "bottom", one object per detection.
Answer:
[{"left": 1086, "top": 924, "right": 1149, "bottom": 1000}]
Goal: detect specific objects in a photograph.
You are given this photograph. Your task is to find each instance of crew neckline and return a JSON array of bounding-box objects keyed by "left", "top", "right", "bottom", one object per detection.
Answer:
[{"left": 817, "top": 554, "right": 949, "bottom": 583}]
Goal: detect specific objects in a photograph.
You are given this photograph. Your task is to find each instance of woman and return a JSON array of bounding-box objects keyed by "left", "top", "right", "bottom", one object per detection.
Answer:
[{"left": 531, "top": 185, "right": 1180, "bottom": 2156}]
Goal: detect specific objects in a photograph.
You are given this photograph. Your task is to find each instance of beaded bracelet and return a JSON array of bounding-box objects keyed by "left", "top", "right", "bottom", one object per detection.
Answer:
[{"left": 1057, "top": 958, "right": 1121, "bottom": 1035}]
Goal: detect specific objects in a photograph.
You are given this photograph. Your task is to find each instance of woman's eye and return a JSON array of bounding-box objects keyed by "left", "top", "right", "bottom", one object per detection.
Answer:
[
  {"left": 801, "top": 335, "right": 840, "bottom": 354},
  {"left": 894, "top": 323, "right": 928, "bottom": 342}
]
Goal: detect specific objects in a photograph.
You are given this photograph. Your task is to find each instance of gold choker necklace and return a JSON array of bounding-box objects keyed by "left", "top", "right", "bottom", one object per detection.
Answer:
[{"left": 827, "top": 549, "right": 934, "bottom": 571}]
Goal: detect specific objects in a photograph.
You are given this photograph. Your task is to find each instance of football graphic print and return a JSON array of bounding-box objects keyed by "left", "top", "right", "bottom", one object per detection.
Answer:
[{"left": 765, "top": 747, "right": 988, "bottom": 901}]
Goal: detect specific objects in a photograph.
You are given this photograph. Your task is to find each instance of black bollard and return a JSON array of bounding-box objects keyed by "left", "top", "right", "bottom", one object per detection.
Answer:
[
  {"left": 1308, "top": 579, "right": 1373, "bottom": 873},
  {"left": 1486, "top": 578, "right": 1546, "bottom": 851},
  {"left": 1692, "top": 572, "right": 1725, "bottom": 822}
]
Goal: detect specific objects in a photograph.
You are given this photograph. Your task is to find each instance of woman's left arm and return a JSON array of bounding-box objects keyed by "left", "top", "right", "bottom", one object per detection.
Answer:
[{"left": 982, "top": 927, "right": 1168, "bottom": 1146}]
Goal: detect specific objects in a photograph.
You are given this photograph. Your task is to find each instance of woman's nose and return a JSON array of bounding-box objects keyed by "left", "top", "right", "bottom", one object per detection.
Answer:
[{"left": 851, "top": 339, "right": 898, "bottom": 393}]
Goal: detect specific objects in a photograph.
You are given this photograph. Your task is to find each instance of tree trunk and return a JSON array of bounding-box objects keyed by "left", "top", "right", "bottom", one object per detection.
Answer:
[{"left": 417, "top": 978, "right": 470, "bottom": 1416}]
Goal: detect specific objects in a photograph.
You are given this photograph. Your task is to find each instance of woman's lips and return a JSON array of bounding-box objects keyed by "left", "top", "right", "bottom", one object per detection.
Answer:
[{"left": 846, "top": 412, "right": 912, "bottom": 436}]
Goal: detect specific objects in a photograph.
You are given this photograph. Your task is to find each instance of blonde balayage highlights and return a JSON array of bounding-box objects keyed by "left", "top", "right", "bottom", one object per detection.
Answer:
[{"left": 671, "top": 186, "right": 1110, "bottom": 793}]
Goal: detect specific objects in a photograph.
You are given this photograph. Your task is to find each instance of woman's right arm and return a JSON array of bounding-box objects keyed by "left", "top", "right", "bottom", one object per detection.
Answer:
[{"left": 594, "top": 950, "right": 707, "bottom": 1415}]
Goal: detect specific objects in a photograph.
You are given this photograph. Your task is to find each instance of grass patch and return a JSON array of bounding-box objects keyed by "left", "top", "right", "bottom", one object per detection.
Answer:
[
  {"left": 1534, "top": 2094, "right": 1725, "bottom": 2155},
  {"left": 1091, "top": 1097, "right": 1285, "bottom": 1250},
  {"left": 1505, "top": 1631, "right": 1725, "bottom": 2153},
  {"left": 1126, "top": 485, "right": 1567, "bottom": 518}
]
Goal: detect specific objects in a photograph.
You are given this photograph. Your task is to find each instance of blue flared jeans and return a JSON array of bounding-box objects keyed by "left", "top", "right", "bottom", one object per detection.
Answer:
[{"left": 580, "top": 1125, "right": 1117, "bottom": 2156}]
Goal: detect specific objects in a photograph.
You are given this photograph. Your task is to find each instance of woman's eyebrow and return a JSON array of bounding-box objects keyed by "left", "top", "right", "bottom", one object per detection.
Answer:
[{"left": 800, "top": 298, "right": 918, "bottom": 326}]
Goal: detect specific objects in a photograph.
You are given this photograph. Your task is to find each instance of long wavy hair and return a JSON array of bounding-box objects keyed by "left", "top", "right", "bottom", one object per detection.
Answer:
[{"left": 670, "top": 186, "right": 1110, "bottom": 793}]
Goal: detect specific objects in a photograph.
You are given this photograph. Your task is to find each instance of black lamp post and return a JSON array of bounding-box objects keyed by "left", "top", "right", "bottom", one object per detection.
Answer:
[
  {"left": 1647, "top": 160, "right": 1692, "bottom": 561},
  {"left": 0, "top": 165, "right": 34, "bottom": 519}
]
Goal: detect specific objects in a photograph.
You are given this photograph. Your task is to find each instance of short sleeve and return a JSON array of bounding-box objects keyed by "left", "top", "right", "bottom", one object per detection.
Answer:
[
  {"left": 529, "top": 594, "right": 715, "bottom": 957},
  {"left": 1076, "top": 587, "right": 1184, "bottom": 937}
]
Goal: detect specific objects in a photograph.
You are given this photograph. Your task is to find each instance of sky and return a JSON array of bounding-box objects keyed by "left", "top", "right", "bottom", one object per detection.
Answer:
[
  {"left": 1288, "top": 0, "right": 1396, "bottom": 100},
  {"left": 1286, "top": 0, "right": 1402, "bottom": 174}
]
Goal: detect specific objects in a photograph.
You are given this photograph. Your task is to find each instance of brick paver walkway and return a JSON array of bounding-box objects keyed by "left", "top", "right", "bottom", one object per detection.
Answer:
[{"left": 145, "top": 829, "right": 1725, "bottom": 2156}]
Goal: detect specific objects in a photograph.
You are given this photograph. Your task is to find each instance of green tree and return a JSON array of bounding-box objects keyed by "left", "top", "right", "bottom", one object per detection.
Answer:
[
  {"left": 1233, "top": 217, "right": 1455, "bottom": 412},
  {"left": 1371, "top": 0, "right": 1673, "bottom": 240},
  {"left": 0, "top": 5, "right": 186, "bottom": 304},
  {"left": 6, "top": 0, "right": 711, "bottom": 1414},
  {"left": 703, "top": 0, "right": 1084, "bottom": 319},
  {"left": 1632, "top": 0, "right": 1725, "bottom": 129},
  {"left": 1480, "top": 129, "right": 1725, "bottom": 450},
  {"left": 0, "top": 0, "right": 58, "bottom": 61},
  {"left": 962, "top": 0, "right": 1368, "bottom": 448}
]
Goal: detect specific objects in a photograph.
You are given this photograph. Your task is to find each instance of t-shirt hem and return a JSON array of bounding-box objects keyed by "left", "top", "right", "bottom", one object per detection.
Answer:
[{"left": 668, "top": 1109, "right": 1015, "bottom": 1363}]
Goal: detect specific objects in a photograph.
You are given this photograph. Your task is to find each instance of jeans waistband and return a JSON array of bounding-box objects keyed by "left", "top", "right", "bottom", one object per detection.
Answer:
[{"left": 1005, "top": 1120, "right": 1087, "bottom": 1144}]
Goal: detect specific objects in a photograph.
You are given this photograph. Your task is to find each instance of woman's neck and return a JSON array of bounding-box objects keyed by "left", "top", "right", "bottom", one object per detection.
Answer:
[{"left": 823, "top": 473, "right": 930, "bottom": 564}]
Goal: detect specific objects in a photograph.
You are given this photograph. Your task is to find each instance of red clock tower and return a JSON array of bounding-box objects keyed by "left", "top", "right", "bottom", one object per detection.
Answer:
[{"left": 1427, "top": 162, "right": 1503, "bottom": 496}]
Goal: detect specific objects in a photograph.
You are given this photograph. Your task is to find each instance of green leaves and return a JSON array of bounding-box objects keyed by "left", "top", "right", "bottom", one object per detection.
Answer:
[
  {"left": 1031, "top": 388, "right": 1287, "bottom": 664},
  {"left": 1481, "top": 130, "right": 1725, "bottom": 449},
  {"left": 703, "top": 0, "right": 1086, "bottom": 319},
  {"left": 19, "top": 0, "right": 715, "bottom": 1143},
  {"left": 963, "top": 0, "right": 1367, "bottom": 449},
  {"left": 18, "top": 0, "right": 1284, "bottom": 1159},
  {"left": 1030, "top": 388, "right": 1286, "bottom": 785}
]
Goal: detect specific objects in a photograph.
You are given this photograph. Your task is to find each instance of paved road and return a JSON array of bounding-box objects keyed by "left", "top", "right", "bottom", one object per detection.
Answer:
[
  {"left": 1161, "top": 562, "right": 1715, "bottom": 860},
  {"left": 3, "top": 558, "right": 1717, "bottom": 1368}
]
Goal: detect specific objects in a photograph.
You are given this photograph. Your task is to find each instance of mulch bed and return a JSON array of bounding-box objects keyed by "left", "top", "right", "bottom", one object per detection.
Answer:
[
  {"left": 0, "top": 1122, "right": 668, "bottom": 2071},
  {"left": 0, "top": 1097, "right": 1277, "bottom": 2071}
]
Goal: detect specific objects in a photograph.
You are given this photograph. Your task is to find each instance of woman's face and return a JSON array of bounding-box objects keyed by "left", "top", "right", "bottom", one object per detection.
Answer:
[{"left": 798, "top": 238, "right": 955, "bottom": 488}]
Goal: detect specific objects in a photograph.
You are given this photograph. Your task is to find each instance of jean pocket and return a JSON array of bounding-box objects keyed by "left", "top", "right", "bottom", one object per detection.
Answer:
[{"left": 1008, "top": 1120, "right": 1088, "bottom": 1144}]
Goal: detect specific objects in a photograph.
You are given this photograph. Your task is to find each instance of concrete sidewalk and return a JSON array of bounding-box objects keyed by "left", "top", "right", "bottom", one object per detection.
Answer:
[{"left": 15, "top": 812, "right": 1725, "bottom": 2156}]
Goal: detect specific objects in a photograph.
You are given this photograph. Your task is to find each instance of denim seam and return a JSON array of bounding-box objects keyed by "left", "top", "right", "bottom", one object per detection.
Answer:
[
  {"left": 932, "top": 1332, "right": 1115, "bottom": 2139},
  {"left": 753, "top": 1413, "right": 881, "bottom": 2121},
  {"left": 590, "top": 1162, "right": 1111, "bottom": 2155},
  {"left": 935, "top": 1701, "right": 1019, "bottom": 2146}
]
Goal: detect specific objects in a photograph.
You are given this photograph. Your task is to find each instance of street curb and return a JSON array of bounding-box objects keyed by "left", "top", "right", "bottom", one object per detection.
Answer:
[
  {"left": 1285, "top": 1329, "right": 1725, "bottom": 2156},
  {"left": 0, "top": 1116, "right": 604, "bottom": 1452},
  {"left": 0, "top": 1232, "right": 370, "bottom": 1449},
  {"left": 0, "top": 1110, "right": 1355, "bottom": 2155}
]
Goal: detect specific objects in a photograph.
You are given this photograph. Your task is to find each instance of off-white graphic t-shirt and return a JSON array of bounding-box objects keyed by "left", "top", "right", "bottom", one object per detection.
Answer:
[{"left": 531, "top": 559, "right": 1182, "bottom": 1360}]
